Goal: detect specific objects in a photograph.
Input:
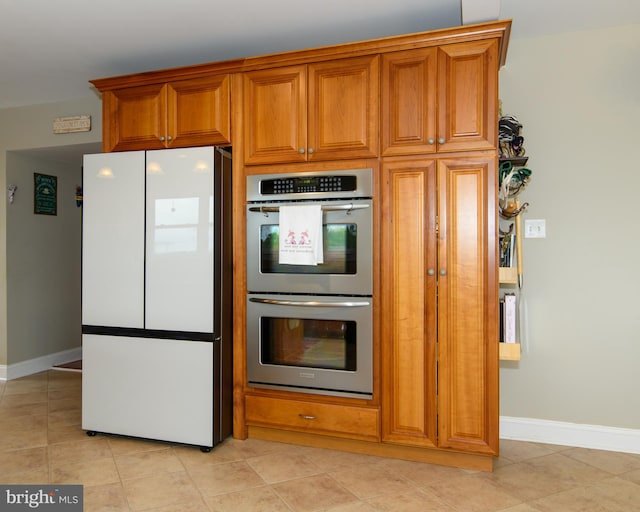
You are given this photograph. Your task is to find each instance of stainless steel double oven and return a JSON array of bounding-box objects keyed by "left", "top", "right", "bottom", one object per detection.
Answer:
[{"left": 246, "top": 169, "right": 373, "bottom": 399}]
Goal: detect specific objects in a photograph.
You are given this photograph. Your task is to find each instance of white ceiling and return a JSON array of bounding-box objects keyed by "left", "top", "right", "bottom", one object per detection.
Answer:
[
  {"left": 2, "top": 0, "right": 461, "bottom": 110},
  {"left": 2, "top": 0, "right": 638, "bottom": 111},
  {"left": 2, "top": 1, "right": 638, "bottom": 164}
]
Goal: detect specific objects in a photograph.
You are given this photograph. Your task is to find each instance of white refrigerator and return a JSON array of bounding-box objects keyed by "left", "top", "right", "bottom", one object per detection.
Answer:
[{"left": 81, "top": 146, "right": 232, "bottom": 450}]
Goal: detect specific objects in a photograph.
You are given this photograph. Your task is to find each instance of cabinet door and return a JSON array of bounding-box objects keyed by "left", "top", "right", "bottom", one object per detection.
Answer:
[
  {"left": 82, "top": 151, "right": 145, "bottom": 327},
  {"left": 437, "top": 40, "right": 499, "bottom": 152},
  {"left": 380, "top": 158, "right": 437, "bottom": 448},
  {"left": 381, "top": 49, "right": 437, "bottom": 156},
  {"left": 243, "top": 65, "right": 307, "bottom": 165},
  {"left": 167, "top": 75, "right": 231, "bottom": 148},
  {"left": 436, "top": 156, "right": 499, "bottom": 455},
  {"left": 103, "top": 84, "right": 168, "bottom": 152},
  {"left": 145, "top": 147, "right": 215, "bottom": 333},
  {"left": 308, "top": 55, "right": 379, "bottom": 161}
]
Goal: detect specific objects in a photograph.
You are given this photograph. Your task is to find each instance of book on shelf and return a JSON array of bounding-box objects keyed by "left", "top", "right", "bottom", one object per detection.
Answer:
[
  {"left": 503, "top": 293, "right": 517, "bottom": 343},
  {"left": 499, "top": 298, "right": 504, "bottom": 342}
]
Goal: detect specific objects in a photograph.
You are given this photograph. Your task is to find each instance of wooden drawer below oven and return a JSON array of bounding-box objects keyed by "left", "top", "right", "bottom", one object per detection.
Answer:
[{"left": 245, "top": 395, "right": 380, "bottom": 442}]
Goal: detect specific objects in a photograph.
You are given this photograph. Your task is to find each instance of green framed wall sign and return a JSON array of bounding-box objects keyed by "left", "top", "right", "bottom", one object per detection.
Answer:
[{"left": 34, "top": 173, "right": 57, "bottom": 215}]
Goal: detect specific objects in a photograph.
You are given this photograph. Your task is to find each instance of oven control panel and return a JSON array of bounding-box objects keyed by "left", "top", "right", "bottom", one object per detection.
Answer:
[
  {"left": 246, "top": 169, "right": 373, "bottom": 202},
  {"left": 260, "top": 175, "right": 358, "bottom": 195}
]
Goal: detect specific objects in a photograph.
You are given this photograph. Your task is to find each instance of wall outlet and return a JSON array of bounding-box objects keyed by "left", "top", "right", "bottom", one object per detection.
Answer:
[{"left": 524, "top": 219, "right": 546, "bottom": 238}]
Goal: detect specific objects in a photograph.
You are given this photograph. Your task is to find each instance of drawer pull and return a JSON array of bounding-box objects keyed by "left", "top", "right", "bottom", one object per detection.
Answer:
[{"left": 298, "top": 414, "right": 317, "bottom": 420}]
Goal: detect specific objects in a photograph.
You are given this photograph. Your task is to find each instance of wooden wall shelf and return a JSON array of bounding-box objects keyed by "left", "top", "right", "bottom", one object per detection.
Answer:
[
  {"left": 499, "top": 343, "right": 521, "bottom": 361},
  {"left": 499, "top": 156, "right": 528, "bottom": 167},
  {"left": 499, "top": 266, "right": 518, "bottom": 284}
]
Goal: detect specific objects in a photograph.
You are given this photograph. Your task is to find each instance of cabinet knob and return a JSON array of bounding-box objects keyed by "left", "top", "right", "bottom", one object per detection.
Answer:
[
  {"left": 438, "top": 137, "right": 445, "bottom": 144},
  {"left": 307, "top": 148, "right": 314, "bottom": 154},
  {"left": 159, "top": 136, "right": 165, "bottom": 142},
  {"left": 167, "top": 135, "right": 172, "bottom": 141},
  {"left": 298, "top": 148, "right": 305, "bottom": 154},
  {"left": 427, "top": 138, "right": 435, "bottom": 145},
  {"left": 439, "top": 269, "right": 447, "bottom": 276},
  {"left": 427, "top": 268, "right": 435, "bottom": 276}
]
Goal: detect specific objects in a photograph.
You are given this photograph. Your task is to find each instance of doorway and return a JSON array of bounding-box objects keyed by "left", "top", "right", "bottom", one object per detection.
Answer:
[{"left": 5, "top": 142, "right": 100, "bottom": 378}]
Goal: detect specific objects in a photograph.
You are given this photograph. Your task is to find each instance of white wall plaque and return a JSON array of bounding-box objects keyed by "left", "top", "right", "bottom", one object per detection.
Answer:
[{"left": 53, "top": 115, "right": 91, "bottom": 134}]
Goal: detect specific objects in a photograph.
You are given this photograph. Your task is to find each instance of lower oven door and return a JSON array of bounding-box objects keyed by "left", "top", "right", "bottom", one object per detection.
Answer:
[{"left": 247, "top": 294, "right": 373, "bottom": 399}]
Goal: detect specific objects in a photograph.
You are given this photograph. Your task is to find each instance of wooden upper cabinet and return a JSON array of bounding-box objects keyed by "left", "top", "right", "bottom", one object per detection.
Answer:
[
  {"left": 102, "top": 75, "right": 231, "bottom": 152},
  {"left": 243, "top": 56, "right": 379, "bottom": 165},
  {"left": 242, "top": 65, "right": 307, "bottom": 165},
  {"left": 167, "top": 75, "right": 230, "bottom": 148},
  {"left": 381, "top": 48, "right": 437, "bottom": 156},
  {"left": 103, "top": 84, "right": 166, "bottom": 152},
  {"left": 437, "top": 40, "right": 498, "bottom": 153},
  {"left": 381, "top": 40, "right": 499, "bottom": 156},
  {"left": 308, "top": 56, "right": 379, "bottom": 161}
]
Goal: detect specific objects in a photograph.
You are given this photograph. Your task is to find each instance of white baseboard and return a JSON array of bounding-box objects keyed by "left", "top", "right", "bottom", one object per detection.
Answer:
[
  {"left": 0, "top": 347, "right": 82, "bottom": 381},
  {"left": 500, "top": 415, "right": 640, "bottom": 455}
]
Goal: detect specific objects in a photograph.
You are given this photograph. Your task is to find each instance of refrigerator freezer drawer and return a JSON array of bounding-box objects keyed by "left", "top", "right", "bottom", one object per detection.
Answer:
[{"left": 82, "top": 334, "right": 214, "bottom": 447}]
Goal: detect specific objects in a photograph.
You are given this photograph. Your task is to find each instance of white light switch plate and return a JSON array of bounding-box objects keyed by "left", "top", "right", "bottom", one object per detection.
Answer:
[{"left": 524, "top": 219, "right": 546, "bottom": 238}]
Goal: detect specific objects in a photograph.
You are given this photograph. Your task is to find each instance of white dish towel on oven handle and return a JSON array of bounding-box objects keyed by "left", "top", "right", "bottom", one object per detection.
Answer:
[{"left": 278, "top": 204, "right": 324, "bottom": 265}]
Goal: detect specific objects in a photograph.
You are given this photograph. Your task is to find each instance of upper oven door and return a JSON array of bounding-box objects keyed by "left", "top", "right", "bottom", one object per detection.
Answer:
[{"left": 246, "top": 199, "right": 372, "bottom": 295}]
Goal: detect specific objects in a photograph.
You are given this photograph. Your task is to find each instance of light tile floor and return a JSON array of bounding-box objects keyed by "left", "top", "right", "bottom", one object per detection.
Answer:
[{"left": 1, "top": 370, "right": 639, "bottom": 511}]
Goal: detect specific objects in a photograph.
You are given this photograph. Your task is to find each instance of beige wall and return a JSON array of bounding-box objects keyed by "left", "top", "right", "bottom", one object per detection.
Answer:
[
  {"left": 6, "top": 153, "right": 83, "bottom": 362},
  {"left": 0, "top": 96, "right": 102, "bottom": 367},
  {"left": 499, "top": 24, "right": 640, "bottom": 429}
]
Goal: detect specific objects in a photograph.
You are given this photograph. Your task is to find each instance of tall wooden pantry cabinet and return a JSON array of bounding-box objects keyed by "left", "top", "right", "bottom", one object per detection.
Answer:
[
  {"left": 380, "top": 156, "right": 499, "bottom": 454},
  {"left": 379, "top": 36, "right": 501, "bottom": 456}
]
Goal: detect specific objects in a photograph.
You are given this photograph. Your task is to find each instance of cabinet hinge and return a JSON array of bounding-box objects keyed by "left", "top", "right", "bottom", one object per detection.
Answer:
[{"left": 435, "top": 215, "right": 439, "bottom": 235}]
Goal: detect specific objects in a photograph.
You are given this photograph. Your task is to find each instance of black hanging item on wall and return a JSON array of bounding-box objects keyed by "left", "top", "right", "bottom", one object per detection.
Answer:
[{"left": 499, "top": 115, "right": 526, "bottom": 160}]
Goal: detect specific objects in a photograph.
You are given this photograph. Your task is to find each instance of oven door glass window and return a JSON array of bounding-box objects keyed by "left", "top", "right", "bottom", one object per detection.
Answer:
[
  {"left": 260, "top": 224, "right": 357, "bottom": 275},
  {"left": 261, "top": 317, "right": 356, "bottom": 371}
]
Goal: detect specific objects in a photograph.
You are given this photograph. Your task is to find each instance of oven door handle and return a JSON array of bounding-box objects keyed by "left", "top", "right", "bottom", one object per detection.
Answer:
[
  {"left": 248, "top": 203, "right": 369, "bottom": 214},
  {"left": 249, "top": 297, "right": 371, "bottom": 308}
]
